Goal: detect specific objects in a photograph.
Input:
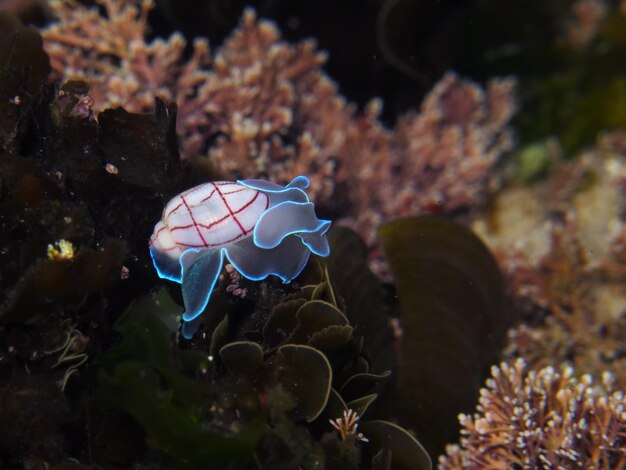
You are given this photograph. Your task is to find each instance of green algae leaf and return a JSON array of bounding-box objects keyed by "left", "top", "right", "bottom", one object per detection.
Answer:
[
  {"left": 346, "top": 393, "right": 378, "bottom": 418},
  {"left": 219, "top": 341, "right": 264, "bottom": 375},
  {"left": 97, "top": 290, "right": 266, "bottom": 467},
  {"left": 263, "top": 298, "right": 306, "bottom": 347},
  {"left": 301, "top": 284, "right": 317, "bottom": 299},
  {"left": 98, "top": 361, "right": 263, "bottom": 469},
  {"left": 340, "top": 370, "right": 391, "bottom": 403},
  {"left": 371, "top": 448, "right": 392, "bottom": 470},
  {"left": 380, "top": 216, "right": 508, "bottom": 458},
  {"left": 287, "top": 300, "right": 349, "bottom": 344},
  {"left": 360, "top": 420, "right": 431, "bottom": 470},
  {"left": 272, "top": 344, "right": 332, "bottom": 422},
  {"left": 512, "top": 141, "right": 552, "bottom": 184},
  {"left": 326, "top": 227, "right": 395, "bottom": 374},
  {"left": 102, "top": 288, "right": 181, "bottom": 369},
  {"left": 307, "top": 324, "right": 353, "bottom": 354},
  {"left": 319, "top": 388, "right": 348, "bottom": 423},
  {"left": 209, "top": 315, "right": 230, "bottom": 357},
  {"left": 101, "top": 289, "right": 210, "bottom": 409},
  {"left": 310, "top": 387, "right": 349, "bottom": 438},
  {"left": 520, "top": 72, "right": 626, "bottom": 156},
  {"left": 555, "top": 76, "right": 626, "bottom": 155},
  {"left": 311, "top": 281, "right": 332, "bottom": 301}
]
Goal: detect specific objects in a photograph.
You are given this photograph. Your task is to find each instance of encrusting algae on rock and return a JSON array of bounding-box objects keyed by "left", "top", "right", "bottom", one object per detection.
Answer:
[{"left": 46, "top": 239, "right": 75, "bottom": 261}]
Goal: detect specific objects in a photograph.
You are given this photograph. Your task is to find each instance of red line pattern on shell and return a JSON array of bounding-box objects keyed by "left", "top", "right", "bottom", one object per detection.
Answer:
[
  {"left": 199, "top": 188, "right": 217, "bottom": 203},
  {"left": 160, "top": 182, "right": 270, "bottom": 249},
  {"left": 180, "top": 194, "right": 209, "bottom": 248},
  {"left": 214, "top": 184, "right": 247, "bottom": 236},
  {"left": 176, "top": 232, "right": 247, "bottom": 248},
  {"left": 170, "top": 212, "right": 231, "bottom": 232},
  {"left": 165, "top": 201, "right": 183, "bottom": 219},
  {"left": 233, "top": 191, "right": 267, "bottom": 227},
  {"left": 165, "top": 184, "right": 209, "bottom": 218}
]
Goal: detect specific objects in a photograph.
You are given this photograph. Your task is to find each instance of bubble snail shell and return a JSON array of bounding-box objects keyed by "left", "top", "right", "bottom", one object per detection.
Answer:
[{"left": 149, "top": 176, "right": 331, "bottom": 338}]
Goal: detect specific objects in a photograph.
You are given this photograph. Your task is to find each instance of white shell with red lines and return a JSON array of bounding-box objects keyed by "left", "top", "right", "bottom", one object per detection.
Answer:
[{"left": 150, "top": 181, "right": 269, "bottom": 258}]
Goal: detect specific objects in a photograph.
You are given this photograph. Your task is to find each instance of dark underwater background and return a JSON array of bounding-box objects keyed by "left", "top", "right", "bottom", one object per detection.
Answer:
[{"left": 1, "top": 1, "right": 625, "bottom": 468}]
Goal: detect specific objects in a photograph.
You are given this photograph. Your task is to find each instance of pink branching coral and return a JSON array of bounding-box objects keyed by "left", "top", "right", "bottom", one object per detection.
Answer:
[
  {"left": 343, "top": 72, "right": 516, "bottom": 271},
  {"left": 42, "top": 0, "right": 516, "bottom": 259},
  {"left": 343, "top": 72, "right": 515, "bottom": 246},
  {"left": 439, "top": 358, "right": 626, "bottom": 469},
  {"left": 42, "top": 1, "right": 376, "bottom": 206},
  {"left": 43, "top": 0, "right": 207, "bottom": 114}
]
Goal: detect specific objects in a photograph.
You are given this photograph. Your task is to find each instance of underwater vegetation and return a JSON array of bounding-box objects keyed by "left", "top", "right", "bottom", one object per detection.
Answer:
[
  {"left": 0, "top": 10, "right": 184, "bottom": 467},
  {"left": 1, "top": 0, "right": 626, "bottom": 468},
  {"left": 515, "top": 0, "right": 626, "bottom": 155},
  {"left": 474, "top": 131, "right": 626, "bottom": 391},
  {"left": 97, "top": 240, "right": 432, "bottom": 469},
  {"left": 39, "top": 0, "right": 517, "bottom": 275},
  {"left": 380, "top": 216, "right": 509, "bottom": 456},
  {"left": 416, "top": 0, "right": 626, "bottom": 157},
  {"left": 0, "top": 7, "right": 515, "bottom": 468},
  {"left": 440, "top": 358, "right": 626, "bottom": 469}
]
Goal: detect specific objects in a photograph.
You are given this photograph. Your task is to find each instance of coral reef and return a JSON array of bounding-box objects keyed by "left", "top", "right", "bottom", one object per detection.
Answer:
[
  {"left": 0, "top": 17, "right": 438, "bottom": 464},
  {"left": 41, "top": 1, "right": 516, "bottom": 258},
  {"left": 439, "top": 358, "right": 626, "bottom": 469},
  {"left": 42, "top": 0, "right": 194, "bottom": 115},
  {"left": 344, "top": 72, "right": 515, "bottom": 252},
  {"left": 473, "top": 131, "right": 626, "bottom": 390},
  {"left": 7, "top": 0, "right": 624, "bottom": 467}
]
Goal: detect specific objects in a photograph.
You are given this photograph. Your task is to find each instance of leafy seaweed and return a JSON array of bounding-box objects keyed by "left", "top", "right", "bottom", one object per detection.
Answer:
[
  {"left": 270, "top": 344, "right": 332, "bottom": 422},
  {"left": 326, "top": 227, "right": 395, "bottom": 374},
  {"left": 381, "top": 215, "right": 509, "bottom": 458},
  {"left": 93, "top": 224, "right": 433, "bottom": 468},
  {"left": 97, "top": 290, "right": 264, "bottom": 468},
  {"left": 99, "top": 362, "right": 263, "bottom": 469},
  {"left": 360, "top": 420, "right": 432, "bottom": 470}
]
